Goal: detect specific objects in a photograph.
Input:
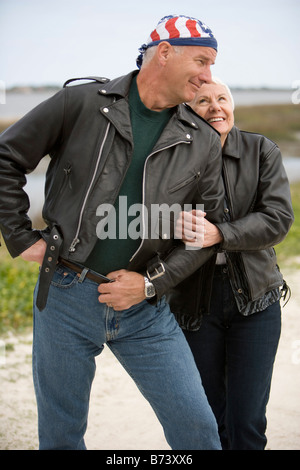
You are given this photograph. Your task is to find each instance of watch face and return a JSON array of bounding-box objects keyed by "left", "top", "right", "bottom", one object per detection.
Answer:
[
  {"left": 144, "top": 277, "right": 156, "bottom": 298},
  {"left": 146, "top": 284, "right": 156, "bottom": 297}
]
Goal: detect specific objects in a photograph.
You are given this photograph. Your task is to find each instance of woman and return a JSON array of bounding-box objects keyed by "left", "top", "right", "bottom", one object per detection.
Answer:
[{"left": 168, "top": 78, "right": 294, "bottom": 450}]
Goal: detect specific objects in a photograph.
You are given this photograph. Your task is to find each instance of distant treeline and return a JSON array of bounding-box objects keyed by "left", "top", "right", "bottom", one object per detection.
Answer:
[{"left": 6, "top": 85, "right": 61, "bottom": 93}]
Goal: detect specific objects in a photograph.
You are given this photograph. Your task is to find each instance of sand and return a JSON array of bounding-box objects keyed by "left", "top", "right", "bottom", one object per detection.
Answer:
[{"left": 0, "top": 270, "right": 299, "bottom": 451}]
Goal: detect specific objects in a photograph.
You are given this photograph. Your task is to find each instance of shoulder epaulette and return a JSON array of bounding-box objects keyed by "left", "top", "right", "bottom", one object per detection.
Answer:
[{"left": 63, "top": 76, "right": 110, "bottom": 88}]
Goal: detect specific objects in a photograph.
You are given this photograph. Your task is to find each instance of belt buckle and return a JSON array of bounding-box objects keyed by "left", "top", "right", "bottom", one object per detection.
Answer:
[{"left": 147, "top": 262, "right": 165, "bottom": 281}]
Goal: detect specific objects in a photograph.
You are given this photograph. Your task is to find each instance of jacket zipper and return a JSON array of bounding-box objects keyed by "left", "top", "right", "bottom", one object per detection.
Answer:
[
  {"left": 129, "top": 140, "right": 191, "bottom": 263},
  {"left": 69, "top": 120, "right": 111, "bottom": 252}
]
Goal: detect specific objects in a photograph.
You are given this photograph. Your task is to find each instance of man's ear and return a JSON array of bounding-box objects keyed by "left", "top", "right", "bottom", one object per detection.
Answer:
[{"left": 156, "top": 41, "right": 173, "bottom": 66}]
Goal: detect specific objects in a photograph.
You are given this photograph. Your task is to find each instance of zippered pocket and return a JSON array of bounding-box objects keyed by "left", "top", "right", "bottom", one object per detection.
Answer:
[
  {"left": 63, "top": 163, "right": 72, "bottom": 190},
  {"left": 56, "top": 162, "right": 72, "bottom": 195},
  {"left": 47, "top": 162, "right": 72, "bottom": 210},
  {"left": 168, "top": 171, "right": 201, "bottom": 194}
]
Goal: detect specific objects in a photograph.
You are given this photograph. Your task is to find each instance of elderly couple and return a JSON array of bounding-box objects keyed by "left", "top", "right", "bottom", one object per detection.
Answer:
[{"left": 0, "top": 15, "right": 293, "bottom": 450}]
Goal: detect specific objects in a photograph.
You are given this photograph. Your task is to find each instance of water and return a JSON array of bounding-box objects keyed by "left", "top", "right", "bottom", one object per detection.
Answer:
[
  {"left": 0, "top": 91, "right": 57, "bottom": 119},
  {"left": 0, "top": 89, "right": 295, "bottom": 119},
  {"left": 283, "top": 157, "right": 300, "bottom": 183},
  {"left": 231, "top": 89, "right": 294, "bottom": 107}
]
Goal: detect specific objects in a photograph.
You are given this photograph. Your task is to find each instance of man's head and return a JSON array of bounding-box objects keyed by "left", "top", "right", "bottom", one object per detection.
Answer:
[
  {"left": 136, "top": 15, "right": 218, "bottom": 69},
  {"left": 136, "top": 15, "right": 218, "bottom": 108}
]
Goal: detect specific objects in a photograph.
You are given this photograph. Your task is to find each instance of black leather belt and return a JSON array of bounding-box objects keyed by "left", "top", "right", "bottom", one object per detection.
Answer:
[{"left": 59, "top": 258, "right": 113, "bottom": 285}]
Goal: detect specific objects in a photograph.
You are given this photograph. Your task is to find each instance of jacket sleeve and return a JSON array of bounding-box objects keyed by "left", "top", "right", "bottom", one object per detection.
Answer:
[
  {"left": 151, "top": 134, "right": 224, "bottom": 299},
  {"left": 0, "top": 89, "right": 66, "bottom": 257},
  {"left": 217, "top": 142, "right": 294, "bottom": 252}
]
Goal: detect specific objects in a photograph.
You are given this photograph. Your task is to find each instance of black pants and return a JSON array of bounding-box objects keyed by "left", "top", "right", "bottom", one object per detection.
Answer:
[{"left": 184, "top": 266, "right": 281, "bottom": 450}]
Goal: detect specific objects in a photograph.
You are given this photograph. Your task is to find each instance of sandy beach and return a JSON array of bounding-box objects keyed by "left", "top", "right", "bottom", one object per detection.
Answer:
[{"left": 0, "top": 269, "right": 299, "bottom": 451}]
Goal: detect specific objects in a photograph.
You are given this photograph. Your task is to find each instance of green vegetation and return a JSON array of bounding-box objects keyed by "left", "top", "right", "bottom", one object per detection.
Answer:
[
  {"left": 234, "top": 103, "right": 300, "bottom": 156},
  {"left": 0, "top": 249, "right": 38, "bottom": 334},
  {"left": 275, "top": 182, "right": 300, "bottom": 268}
]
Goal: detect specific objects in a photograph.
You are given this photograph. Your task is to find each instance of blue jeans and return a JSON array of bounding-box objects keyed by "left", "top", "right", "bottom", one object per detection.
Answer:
[
  {"left": 32, "top": 263, "right": 221, "bottom": 450},
  {"left": 183, "top": 266, "right": 281, "bottom": 450}
]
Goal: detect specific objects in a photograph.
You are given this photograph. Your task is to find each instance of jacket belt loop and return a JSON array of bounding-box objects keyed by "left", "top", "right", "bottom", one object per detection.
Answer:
[{"left": 36, "top": 226, "right": 63, "bottom": 311}]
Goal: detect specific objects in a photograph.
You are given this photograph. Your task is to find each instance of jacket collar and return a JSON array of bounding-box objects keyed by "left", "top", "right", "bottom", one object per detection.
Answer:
[
  {"left": 222, "top": 126, "right": 241, "bottom": 159},
  {"left": 99, "top": 70, "right": 138, "bottom": 98},
  {"left": 99, "top": 70, "right": 213, "bottom": 131}
]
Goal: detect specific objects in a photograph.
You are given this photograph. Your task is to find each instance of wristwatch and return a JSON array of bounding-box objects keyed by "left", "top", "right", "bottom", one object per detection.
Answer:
[{"left": 144, "top": 276, "right": 156, "bottom": 298}]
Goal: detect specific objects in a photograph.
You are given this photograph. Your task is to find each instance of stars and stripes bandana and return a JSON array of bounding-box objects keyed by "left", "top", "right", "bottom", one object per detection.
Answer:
[{"left": 136, "top": 15, "right": 218, "bottom": 69}]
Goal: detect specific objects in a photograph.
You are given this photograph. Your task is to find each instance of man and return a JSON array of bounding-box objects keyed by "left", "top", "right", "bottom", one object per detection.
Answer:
[{"left": 0, "top": 15, "right": 223, "bottom": 450}]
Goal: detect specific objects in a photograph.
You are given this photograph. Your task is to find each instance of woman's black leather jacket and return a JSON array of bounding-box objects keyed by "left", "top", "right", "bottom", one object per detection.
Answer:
[{"left": 167, "top": 125, "right": 294, "bottom": 329}]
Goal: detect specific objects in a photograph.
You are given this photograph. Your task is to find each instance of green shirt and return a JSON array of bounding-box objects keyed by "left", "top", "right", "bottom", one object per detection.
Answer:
[{"left": 85, "top": 76, "right": 173, "bottom": 274}]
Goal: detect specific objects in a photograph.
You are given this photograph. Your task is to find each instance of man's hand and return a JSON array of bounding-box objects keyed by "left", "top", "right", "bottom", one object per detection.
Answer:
[
  {"left": 98, "top": 269, "right": 146, "bottom": 311},
  {"left": 20, "top": 239, "right": 47, "bottom": 265}
]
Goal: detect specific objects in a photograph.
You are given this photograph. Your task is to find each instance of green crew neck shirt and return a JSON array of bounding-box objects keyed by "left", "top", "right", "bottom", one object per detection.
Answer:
[{"left": 85, "top": 76, "right": 173, "bottom": 275}]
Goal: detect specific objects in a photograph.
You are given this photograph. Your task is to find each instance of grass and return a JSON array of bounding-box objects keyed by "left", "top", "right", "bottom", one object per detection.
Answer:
[
  {"left": 0, "top": 250, "right": 38, "bottom": 334},
  {"left": 234, "top": 103, "right": 300, "bottom": 156}
]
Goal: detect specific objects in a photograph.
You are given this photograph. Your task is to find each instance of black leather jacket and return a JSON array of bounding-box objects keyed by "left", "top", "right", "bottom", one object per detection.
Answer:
[
  {"left": 167, "top": 126, "right": 294, "bottom": 328},
  {"left": 0, "top": 71, "right": 224, "bottom": 305}
]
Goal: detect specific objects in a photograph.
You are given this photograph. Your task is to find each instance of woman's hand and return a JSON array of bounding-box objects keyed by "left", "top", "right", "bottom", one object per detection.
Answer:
[
  {"left": 175, "top": 209, "right": 206, "bottom": 248},
  {"left": 175, "top": 210, "right": 223, "bottom": 248},
  {"left": 202, "top": 219, "right": 223, "bottom": 247}
]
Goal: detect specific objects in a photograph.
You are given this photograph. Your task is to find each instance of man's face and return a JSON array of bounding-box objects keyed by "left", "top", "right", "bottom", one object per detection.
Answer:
[{"left": 165, "top": 46, "right": 217, "bottom": 105}]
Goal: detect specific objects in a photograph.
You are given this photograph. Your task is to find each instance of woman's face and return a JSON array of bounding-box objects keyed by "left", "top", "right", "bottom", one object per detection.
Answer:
[{"left": 189, "top": 82, "right": 234, "bottom": 146}]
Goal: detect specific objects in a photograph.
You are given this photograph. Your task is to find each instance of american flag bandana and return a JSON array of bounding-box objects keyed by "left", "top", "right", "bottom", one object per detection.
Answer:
[{"left": 136, "top": 15, "right": 218, "bottom": 69}]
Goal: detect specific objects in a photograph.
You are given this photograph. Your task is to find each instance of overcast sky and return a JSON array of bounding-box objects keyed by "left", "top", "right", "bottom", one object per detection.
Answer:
[{"left": 1, "top": 0, "right": 299, "bottom": 88}]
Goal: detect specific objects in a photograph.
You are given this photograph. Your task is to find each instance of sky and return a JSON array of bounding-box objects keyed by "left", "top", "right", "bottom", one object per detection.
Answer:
[{"left": 0, "top": 0, "right": 300, "bottom": 89}]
